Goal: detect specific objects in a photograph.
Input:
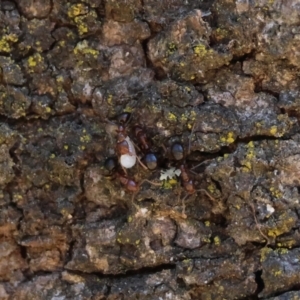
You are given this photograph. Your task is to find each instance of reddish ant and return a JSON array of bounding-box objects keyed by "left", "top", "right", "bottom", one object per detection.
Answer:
[
  {"left": 170, "top": 142, "right": 195, "bottom": 194},
  {"left": 134, "top": 125, "right": 151, "bottom": 152},
  {"left": 104, "top": 156, "right": 139, "bottom": 193},
  {"left": 116, "top": 172, "right": 139, "bottom": 192},
  {"left": 134, "top": 125, "right": 159, "bottom": 170},
  {"left": 179, "top": 164, "right": 196, "bottom": 194},
  {"left": 170, "top": 142, "right": 217, "bottom": 214},
  {"left": 112, "top": 113, "right": 148, "bottom": 170}
]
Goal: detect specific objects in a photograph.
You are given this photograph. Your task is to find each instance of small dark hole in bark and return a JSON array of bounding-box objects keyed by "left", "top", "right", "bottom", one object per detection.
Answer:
[{"left": 254, "top": 269, "right": 264, "bottom": 295}]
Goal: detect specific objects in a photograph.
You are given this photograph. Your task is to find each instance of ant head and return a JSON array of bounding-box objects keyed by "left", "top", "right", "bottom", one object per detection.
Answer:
[
  {"left": 117, "top": 112, "right": 131, "bottom": 125},
  {"left": 117, "top": 131, "right": 126, "bottom": 143},
  {"left": 116, "top": 124, "right": 125, "bottom": 133},
  {"left": 134, "top": 125, "right": 143, "bottom": 136}
]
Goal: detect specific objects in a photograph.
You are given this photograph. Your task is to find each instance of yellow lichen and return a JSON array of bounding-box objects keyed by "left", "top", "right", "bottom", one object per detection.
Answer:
[
  {"left": 167, "top": 42, "right": 177, "bottom": 56},
  {"left": 64, "top": 145, "right": 69, "bottom": 150},
  {"left": 74, "top": 40, "right": 99, "bottom": 58},
  {"left": 226, "top": 132, "right": 235, "bottom": 143},
  {"left": 193, "top": 44, "right": 207, "bottom": 56},
  {"left": 277, "top": 248, "right": 289, "bottom": 255},
  {"left": 276, "top": 240, "right": 295, "bottom": 248},
  {"left": 27, "top": 53, "right": 43, "bottom": 69},
  {"left": 214, "top": 28, "right": 228, "bottom": 40},
  {"left": 246, "top": 149, "right": 255, "bottom": 159},
  {"left": 267, "top": 215, "right": 294, "bottom": 237},
  {"left": 162, "top": 178, "right": 177, "bottom": 189},
  {"left": 74, "top": 16, "right": 89, "bottom": 35},
  {"left": 234, "top": 204, "right": 241, "bottom": 210},
  {"left": 207, "top": 184, "right": 215, "bottom": 193},
  {"left": 107, "top": 94, "right": 113, "bottom": 105},
  {"left": 189, "top": 110, "right": 197, "bottom": 120},
  {"left": 167, "top": 112, "right": 177, "bottom": 121},
  {"left": 221, "top": 132, "right": 235, "bottom": 144},
  {"left": 269, "top": 187, "right": 282, "bottom": 198},
  {"left": 205, "top": 221, "right": 210, "bottom": 227},
  {"left": 214, "top": 236, "right": 221, "bottom": 245},
  {"left": 247, "top": 141, "right": 255, "bottom": 148},
  {"left": 124, "top": 106, "right": 133, "bottom": 113},
  {"left": 270, "top": 126, "right": 277, "bottom": 136},
  {"left": 80, "top": 134, "right": 91, "bottom": 143},
  {"left": 274, "top": 270, "right": 282, "bottom": 276},
  {"left": 68, "top": 3, "right": 88, "bottom": 18},
  {"left": 0, "top": 34, "right": 18, "bottom": 52},
  {"left": 260, "top": 247, "right": 272, "bottom": 262},
  {"left": 56, "top": 76, "right": 64, "bottom": 83},
  {"left": 202, "top": 237, "right": 211, "bottom": 243},
  {"left": 180, "top": 114, "right": 188, "bottom": 122},
  {"left": 28, "top": 56, "right": 37, "bottom": 67}
]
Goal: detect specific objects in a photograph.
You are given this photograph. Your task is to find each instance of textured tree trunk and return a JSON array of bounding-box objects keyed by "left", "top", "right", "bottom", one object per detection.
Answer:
[{"left": 1, "top": 0, "right": 300, "bottom": 299}]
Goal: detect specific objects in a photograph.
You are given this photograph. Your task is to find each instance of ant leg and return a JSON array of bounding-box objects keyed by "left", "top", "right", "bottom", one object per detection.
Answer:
[
  {"left": 181, "top": 193, "right": 189, "bottom": 217},
  {"left": 190, "top": 160, "right": 212, "bottom": 171},
  {"left": 139, "top": 179, "right": 162, "bottom": 187},
  {"left": 161, "top": 144, "right": 168, "bottom": 155},
  {"left": 188, "top": 121, "right": 196, "bottom": 155},
  {"left": 196, "top": 189, "right": 218, "bottom": 202},
  {"left": 131, "top": 192, "right": 140, "bottom": 211},
  {"left": 135, "top": 155, "right": 148, "bottom": 170},
  {"left": 131, "top": 140, "right": 142, "bottom": 152},
  {"left": 121, "top": 165, "right": 128, "bottom": 175}
]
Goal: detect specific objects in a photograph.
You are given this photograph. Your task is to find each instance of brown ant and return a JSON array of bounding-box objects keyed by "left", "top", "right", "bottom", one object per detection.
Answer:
[
  {"left": 170, "top": 142, "right": 195, "bottom": 194},
  {"left": 115, "top": 113, "right": 134, "bottom": 156},
  {"left": 134, "top": 125, "right": 159, "bottom": 170},
  {"left": 170, "top": 142, "right": 217, "bottom": 214},
  {"left": 104, "top": 156, "right": 139, "bottom": 193},
  {"left": 179, "top": 164, "right": 196, "bottom": 194},
  {"left": 112, "top": 113, "right": 147, "bottom": 170},
  {"left": 116, "top": 171, "right": 139, "bottom": 193},
  {"left": 134, "top": 125, "right": 151, "bottom": 152}
]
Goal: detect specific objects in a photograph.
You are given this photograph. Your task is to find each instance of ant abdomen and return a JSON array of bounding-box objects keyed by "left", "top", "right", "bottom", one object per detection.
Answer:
[
  {"left": 171, "top": 143, "right": 184, "bottom": 161},
  {"left": 104, "top": 157, "right": 118, "bottom": 172},
  {"left": 117, "top": 173, "right": 139, "bottom": 192},
  {"left": 143, "top": 152, "right": 158, "bottom": 170}
]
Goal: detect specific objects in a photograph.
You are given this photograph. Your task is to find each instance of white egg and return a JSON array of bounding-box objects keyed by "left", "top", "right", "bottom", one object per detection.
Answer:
[
  {"left": 120, "top": 154, "right": 136, "bottom": 168},
  {"left": 119, "top": 136, "right": 136, "bottom": 169}
]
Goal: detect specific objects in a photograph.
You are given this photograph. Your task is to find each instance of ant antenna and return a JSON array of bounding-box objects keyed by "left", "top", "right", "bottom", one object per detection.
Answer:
[
  {"left": 188, "top": 121, "right": 196, "bottom": 155},
  {"left": 248, "top": 201, "right": 270, "bottom": 245}
]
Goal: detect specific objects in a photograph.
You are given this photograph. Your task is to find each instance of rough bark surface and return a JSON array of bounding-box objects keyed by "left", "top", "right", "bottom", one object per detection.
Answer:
[{"left": 1, "top": 0, "right": 300, "bottom": 299}]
